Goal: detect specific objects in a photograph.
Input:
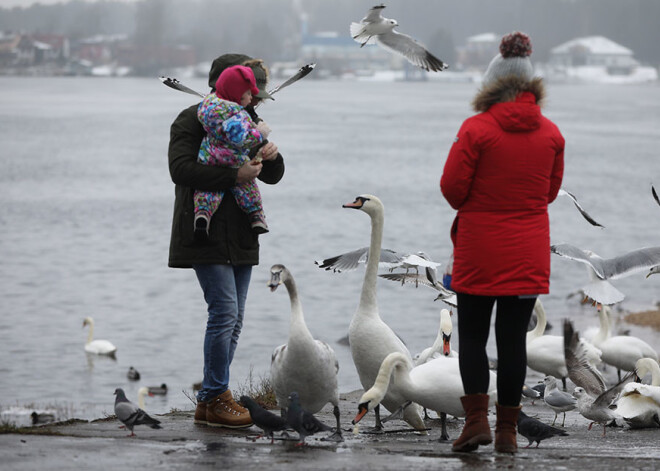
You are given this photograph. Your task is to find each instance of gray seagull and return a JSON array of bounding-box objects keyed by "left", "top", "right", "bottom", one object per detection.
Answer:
[
  {"left": 551, "top": 243, "right": 660, "bottom": 305},
  {"left": 350, "top": 5, "right": 448, "bottom": 72}
]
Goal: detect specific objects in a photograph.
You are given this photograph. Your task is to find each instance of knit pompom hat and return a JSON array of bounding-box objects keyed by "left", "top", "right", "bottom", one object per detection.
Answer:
[
  {"left": 215, "top": 65, "right": 260, "bottom": 105},
  {"left": 482, "top": 31, "right": 534, "bottom": 86}
]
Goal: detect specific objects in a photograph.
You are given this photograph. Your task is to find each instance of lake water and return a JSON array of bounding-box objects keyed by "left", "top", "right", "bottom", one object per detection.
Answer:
[{"left": 1, "top": 76, "right": 659, "bottom": 424}]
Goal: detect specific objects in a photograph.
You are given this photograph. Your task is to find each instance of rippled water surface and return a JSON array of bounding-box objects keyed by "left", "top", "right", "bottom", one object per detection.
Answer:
[{"left": 1, "top": 76, "right": 659, "bottom": 423}]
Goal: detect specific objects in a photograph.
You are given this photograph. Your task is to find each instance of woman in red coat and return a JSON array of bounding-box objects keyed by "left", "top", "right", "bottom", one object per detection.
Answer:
[{"left": 440, "top": 32, "right": 564, "bottom": 453}]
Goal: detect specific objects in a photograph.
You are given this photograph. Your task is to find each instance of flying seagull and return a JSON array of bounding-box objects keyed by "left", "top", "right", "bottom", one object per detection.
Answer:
[
  {"left": 551, "top": 243, "right": 660, "bottom": 305},
  {"left": 113, "top": 388, "right": 161, "bottom": 437},
  {"left": 378, "top": 264, "right": 457, "bottom": 307},
  {"left": 652, "top": 184, "right": 660, "bottom": 207},
  {"left": 350, "top": 5, "right": 448, "bottom": 72},
  {"left": 316, "top": 247, "right": 440, "bottom": 274},
  {"left": 557, "top": 188, "right": 604, "bottom": 228}
]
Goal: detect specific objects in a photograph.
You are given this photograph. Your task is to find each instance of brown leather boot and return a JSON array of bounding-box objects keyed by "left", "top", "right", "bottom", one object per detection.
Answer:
[
  {"left": 206, "top": 390, "right": 253, "bottom": 428},
  {"left": 193, "top": 399, "right": 207, "bottom": 425},
  {"left": 452, "top": 394, "right": 492, "bottom": 452},
  {"left": 494, "top": 403, "right": 521, "bottom": 453}
]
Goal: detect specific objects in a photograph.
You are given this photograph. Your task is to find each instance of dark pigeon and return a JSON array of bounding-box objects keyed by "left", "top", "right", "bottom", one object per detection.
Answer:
[
  {"left": 286, "top": 392, "right": 332, "bottom": 445},
  {"left": 113, "top": 388, "right": 161, "bottom": 437},
  {"left": 240, "top": 395, "right": 288, "bottom": 443},
  {"left": 517, "top": 410, "right": 568, "bottom": 448}
]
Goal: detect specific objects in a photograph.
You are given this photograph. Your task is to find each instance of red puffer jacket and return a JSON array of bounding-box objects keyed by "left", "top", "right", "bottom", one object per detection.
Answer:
[{"left": 440, "top": 77, "right": 564, "bottom": 296}]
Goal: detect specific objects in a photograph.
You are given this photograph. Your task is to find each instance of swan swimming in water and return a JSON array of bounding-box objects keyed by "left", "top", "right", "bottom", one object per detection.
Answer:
[
  {"left": 343, "top": 194, "right": 425, "bottom": 432},
  {"left": 82, "top": 317, "right": 117, "bottom": 357}
]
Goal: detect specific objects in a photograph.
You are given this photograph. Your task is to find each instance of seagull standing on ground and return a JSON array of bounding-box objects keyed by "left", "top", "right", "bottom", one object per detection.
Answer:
[
  {"left": 543, "top": 375, "right": 577, "bottom": 427},
  {"left": 350, "top": 4, "right": 448, "bottom": 72},
  {"left": 113, "top": 388, "right": 161, "bottom": 437}
]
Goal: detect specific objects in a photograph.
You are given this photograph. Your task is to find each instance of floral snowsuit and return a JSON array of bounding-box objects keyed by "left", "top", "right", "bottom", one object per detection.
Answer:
[{"left": 195, "top": 93, "right": 264, "bottom": 222}]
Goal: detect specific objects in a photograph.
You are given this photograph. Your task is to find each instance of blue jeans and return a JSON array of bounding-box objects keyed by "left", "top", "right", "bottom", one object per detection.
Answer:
[{"left": 192, "top": 264, "right": 252, "bottom": 402}]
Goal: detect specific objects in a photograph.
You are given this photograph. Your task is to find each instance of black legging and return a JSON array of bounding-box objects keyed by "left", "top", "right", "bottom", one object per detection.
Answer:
[{"left": 456, "top": 293, "right": 536, "bottom": 407}]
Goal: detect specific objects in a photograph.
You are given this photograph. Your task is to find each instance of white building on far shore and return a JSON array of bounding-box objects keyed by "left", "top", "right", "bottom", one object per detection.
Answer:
[{"left": 543, "top": 35, "right": 657, "bottom": 84}]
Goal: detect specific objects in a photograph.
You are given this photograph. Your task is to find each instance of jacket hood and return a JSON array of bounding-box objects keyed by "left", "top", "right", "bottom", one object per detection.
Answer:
[{"left": 472, "top": 76, "right": 546, "bottom": 132}]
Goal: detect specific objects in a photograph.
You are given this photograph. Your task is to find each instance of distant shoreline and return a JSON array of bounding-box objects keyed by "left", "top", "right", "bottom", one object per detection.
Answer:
[{"left": 625, "top": 308, "right": 660, "bottom": 330}]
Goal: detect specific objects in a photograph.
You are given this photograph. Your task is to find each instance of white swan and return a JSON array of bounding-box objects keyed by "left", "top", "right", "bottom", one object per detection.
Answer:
[
  {"left": 591, "top": 306, "right": 659, "bottom": 380},
  {"left": 343, "top": 194, "right": 425, "bottom": 432},
  {"left": 137, "top": 386, "right": 152, "bottom": 409},
  {"left": 352, "top": 352, "right": 496, "bottom": 440},
  {"left": 414, "top": 308, "right": 457, "bottom": 365},
  {"left": 82, "top": 317, "right": 117, "bottom": 357},
  {"left": 526, "top": 299, "right": 601, "bottom": 387},
  {"left": 615, "top": 358, "right": 660, "bottom": 428},
  {"left": 268, "top": 264, "right": 342, "bottom": 439}
]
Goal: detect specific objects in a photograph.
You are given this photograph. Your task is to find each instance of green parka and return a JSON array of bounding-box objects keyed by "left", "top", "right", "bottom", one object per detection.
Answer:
[{"left": 167, "top": 103, "right": 285, "bottom": 268}]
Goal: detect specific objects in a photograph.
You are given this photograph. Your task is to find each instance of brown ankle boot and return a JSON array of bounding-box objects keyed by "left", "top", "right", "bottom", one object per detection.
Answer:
[
  {"left": 494, "top": 403, "right": 521, "bottom": 453},
  {"left": 194, "top": 399, "right": 207, "bottom": 425},
  {"left": 206, "top": 390, "right": 253, "bottom": 428},
  {"left": 452, "top": 394, "right": 492, "bottom": 452}
]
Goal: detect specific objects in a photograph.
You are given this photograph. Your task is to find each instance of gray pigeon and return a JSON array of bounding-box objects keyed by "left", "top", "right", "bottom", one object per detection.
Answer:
[
  {"left": 113, "top": 388, "right": 161, "bottom": 436},
  {"left": 517, "top": 410, "right": 569, "bottom": 448},
  {"left": 286, "top": 392, "right": 332, "bottom": 445},
  {"left": 240, "top": 395, "right": 288, "bottom": 443}
]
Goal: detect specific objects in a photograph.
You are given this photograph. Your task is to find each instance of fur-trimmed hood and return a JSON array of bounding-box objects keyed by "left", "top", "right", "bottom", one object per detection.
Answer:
[{"left": 472, "top": 76, "right": 545, "bottom": 113}]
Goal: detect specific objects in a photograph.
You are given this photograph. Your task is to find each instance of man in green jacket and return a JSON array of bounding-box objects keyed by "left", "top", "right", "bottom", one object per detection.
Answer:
[{"left": 167, "top": 54, "right": 285, "bottom": 428}]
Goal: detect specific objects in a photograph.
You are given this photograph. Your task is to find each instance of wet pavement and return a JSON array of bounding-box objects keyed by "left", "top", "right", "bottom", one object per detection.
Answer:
[{"left": 2, "top": 389, "right": 659, "bottom": 470}]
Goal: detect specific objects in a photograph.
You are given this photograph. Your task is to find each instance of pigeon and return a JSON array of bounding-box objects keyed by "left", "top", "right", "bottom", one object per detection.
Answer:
[
  {"left": 113, "top": 388, "right": 161, "bottom": 437},
  {"left": 517, "top": 410, "right": 569, "bottom": 448},
  {"left": 551, "top": 243, "right": 660, "bottom": 305},
  {"left": 350, "top": 4, "right": 448, "bottom": 72},
  {"left": 127, "top": 366, "right": 140, "bottom": 381},
  {"left": 286, "top": 392, "right": 333, "bottom": 445},
  {"left": 240, "top": 395, "right": 288, "bottom": 443}
]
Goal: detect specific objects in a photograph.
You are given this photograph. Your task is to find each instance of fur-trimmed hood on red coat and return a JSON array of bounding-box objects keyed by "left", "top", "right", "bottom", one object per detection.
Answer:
[{"left": 472, "top": 76, "right": 546, "bottom": 113}]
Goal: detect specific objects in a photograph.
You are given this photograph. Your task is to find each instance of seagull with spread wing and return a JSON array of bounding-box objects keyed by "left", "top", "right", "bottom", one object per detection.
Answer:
[
  {"left": 551, "top": 243, "right": 660, "bottom": 305},
  {"left": 350, "top": 4, "right": 448, "bottom": 72}
]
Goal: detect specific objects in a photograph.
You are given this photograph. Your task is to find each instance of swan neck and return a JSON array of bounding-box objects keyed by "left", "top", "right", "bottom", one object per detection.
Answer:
[
  {"left": 594, "top": 308, "right": 611, "bottom": 343},
  {"left": 370, "top": 353, "right": 411, "bottom": 402},
  {"left": 284, "top": 277, "right": 312, "bottom": 337},
  {"left": 526, "top": 300, "right": 545, "bottom": 343},
  {"left": 86, "top": 321, "right": 94, "bottom": 345},
  {"left": 359, "top": 210, "right": 383, "bottom": 310}
]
